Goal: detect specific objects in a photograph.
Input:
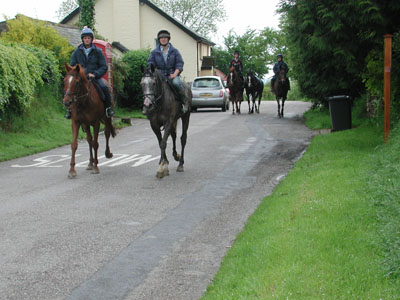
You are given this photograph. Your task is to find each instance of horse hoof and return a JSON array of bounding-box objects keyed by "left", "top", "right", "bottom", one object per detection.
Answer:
[
  {"left": 68, "top": 171, "right": 77, "bottom": 179},
  {"left": 164, "top": 168, "right": 170, "bottom": 176},
  {"left": 91, "top": 168, "right": 100, "bottom": 174},
  {"left": 86, "top": 165, "right": 93, "bottom": 170},
  {"left": 176, "top": 165, "right": 184, "bottom": 172},
  {"left": 156, "top": 171, "right": 164, "bottom": 179},
  {"left": 105, "top": 152, "right": 113, "bottom": 159},
  {"left": 174, "top": 154, "right": 181, "bottom": 162}
]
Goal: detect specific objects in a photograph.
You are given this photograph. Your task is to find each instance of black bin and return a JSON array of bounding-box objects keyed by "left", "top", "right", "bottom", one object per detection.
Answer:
[{"left": 326, "top": 95, "right": 352, "bottom": 132}]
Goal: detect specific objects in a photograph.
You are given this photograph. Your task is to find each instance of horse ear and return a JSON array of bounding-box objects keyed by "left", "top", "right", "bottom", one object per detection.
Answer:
[
  {"left": 150, "top": 64, "right": 155, "bottom": 73},
  {"left": 141, "top": 65, "right": 145, "bottom": 73},
  {"left": 76, "top": 64, "right": 81, "bottom": 73},
  {"left": 65, "top": 63, "right": 72, "bottom": 72}
]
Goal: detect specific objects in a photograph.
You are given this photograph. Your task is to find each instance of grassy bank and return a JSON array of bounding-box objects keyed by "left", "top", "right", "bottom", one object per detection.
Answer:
[
  {"left": 202, "top": 119, "right": 400, "bottom": 298},
  {"left": 0, "top": 86, "right": 143, "bottom": 162}
]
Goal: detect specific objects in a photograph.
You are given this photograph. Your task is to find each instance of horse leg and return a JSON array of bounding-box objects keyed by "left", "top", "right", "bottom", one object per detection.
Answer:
[
  {"left": 68, "top": 121, "right": 80, "bottom": 178},
  {"left": 171, "top": 121, "right": 180, "bottom": 162},
  {"left": 104, "top": 118, "right": 114, "bottom": 159},
  {"left": 276, "top": 97, "right": 282, "bottom": 118},
  {"left": 177, "top": 114, "right": 190, "bottom": 172},
  {"left": 82, "top": 124, "right": 94, "bottom": 170},
  {"left": 231, "top": 96, "right": 235, "bottom": 115},
  {"left": 281, "top": 98, "right": 286, "bottom": 118},
  {"left": 91, "top": 123, "right": 100, "bottom": 174},
  {"left": 247, "top": 93, "right": 251, "bottom": 113},
  {"left": 156, "top": 124, "right": 171, "bottom": 179}
]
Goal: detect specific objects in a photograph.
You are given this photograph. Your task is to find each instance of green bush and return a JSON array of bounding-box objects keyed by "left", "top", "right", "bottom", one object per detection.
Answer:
[
  {"left": 0, "top": 42, "right": 42, "bottom": 114},
  {"left": 0, "top": 41, "right": 60, "bottom": 117},
  {"left": 116, "top": 49, "right": 151, "bottom": 108},
  {"left": 0, "top": 14, "right": 74, "bottom": 73}
]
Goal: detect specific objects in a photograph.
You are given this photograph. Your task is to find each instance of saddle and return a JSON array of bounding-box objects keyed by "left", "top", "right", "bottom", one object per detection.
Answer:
[
  {"left": 91, "top": 79, "right": 106, "bottom": 102},
  {"left": 166, "top": 78, "right": 181, "bottom": 102}
]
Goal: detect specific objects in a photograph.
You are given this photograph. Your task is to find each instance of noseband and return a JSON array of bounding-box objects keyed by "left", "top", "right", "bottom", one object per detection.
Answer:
[
  {"left": 142, "top": 73, "right": 162, "bottom": 111},
  {"left": 64, "top": 74, "right": 90, "bottom": 107}
]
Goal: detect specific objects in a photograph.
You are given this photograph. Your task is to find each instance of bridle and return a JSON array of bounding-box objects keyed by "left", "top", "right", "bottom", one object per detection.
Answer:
[
  {"left": 64, "top": 74, "right": 90, "bottom": 107},
  {"left": 142, "top": 72, "right": 162, "bottom": 112}
]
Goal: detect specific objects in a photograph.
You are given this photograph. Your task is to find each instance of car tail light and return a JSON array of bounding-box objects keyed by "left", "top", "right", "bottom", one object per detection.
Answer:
[{"left": 219, "top": 90, "right": 224, "bottom": 97}]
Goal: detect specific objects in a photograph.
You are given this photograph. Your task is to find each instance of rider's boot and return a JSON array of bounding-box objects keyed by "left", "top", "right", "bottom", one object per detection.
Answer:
[
  {"left": 104, "top": 93, "right": 114, "bottom": 118},
  {"left": 64, "top": 109, "right": 71, "bottom": 119},
  {"left": 180, "top": 92, "right": 189, "bottom": 113}
]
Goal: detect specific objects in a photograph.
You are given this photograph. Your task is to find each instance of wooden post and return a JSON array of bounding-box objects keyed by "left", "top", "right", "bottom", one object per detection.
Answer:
[{"left": 384, "top": 34, "right": 392, "bottom": 143}]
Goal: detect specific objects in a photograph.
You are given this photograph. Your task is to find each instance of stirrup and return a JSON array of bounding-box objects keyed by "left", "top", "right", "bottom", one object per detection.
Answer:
[
  {"left": 64, "top": 110, "right": 71, "bottom": 119},
  {"left": 106, "top": 107, "right": 114, "bottom": 118}
]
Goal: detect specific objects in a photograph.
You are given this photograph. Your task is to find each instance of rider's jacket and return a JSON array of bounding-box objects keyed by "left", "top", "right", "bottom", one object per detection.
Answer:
[
  {"left": 148, "top": 43, "right": 184, "bottom": 77},
  {"left": 229, "top": 59, "right": 243, "bottom": 74},
  {"left": 273, "top": 61, "right": 289, "bottom": 76},
  {"left": 70, "top": 43, "right": 108, "bottom": 79}
]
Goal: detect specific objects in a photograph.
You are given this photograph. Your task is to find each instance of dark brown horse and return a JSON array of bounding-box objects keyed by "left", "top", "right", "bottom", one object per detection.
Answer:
[
  {"left": 273, "top": 66, "right": 289, "bottom": 118},
  {"left": 63, "top": 63, "right": 116, "bottom": 178},
  {"left": 227, "top": 66, "right": 243, "bottom": 114},
  {"left": 140, "top": 65, "right": 192, "bottom": 179},
  {"left": 245, "top": 71, "right": 264, "bottom": 114}
]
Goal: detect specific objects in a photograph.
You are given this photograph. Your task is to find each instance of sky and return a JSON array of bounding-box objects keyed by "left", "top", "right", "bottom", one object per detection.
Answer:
[{"left": 0, "top": 0, "right": 281, "bottom": 46}]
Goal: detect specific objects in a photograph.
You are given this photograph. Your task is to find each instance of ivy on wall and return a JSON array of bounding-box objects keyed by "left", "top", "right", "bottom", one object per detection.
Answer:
[{"left": 78, "top": 0, "right": 95, "bottom": 30}]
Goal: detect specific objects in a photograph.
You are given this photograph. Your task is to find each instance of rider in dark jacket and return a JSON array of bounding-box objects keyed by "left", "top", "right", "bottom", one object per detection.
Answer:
[
  {"left": 147, "top": 29, "right": 188, "bottom": 113},
  {"left": 229, "top": 50, "right": 244, "bottom": 87},
  {"left": 270, "top": 54, "right": 290, "bottom": 92},
  {"left": 65, "top": 27, "right": 114, "bottom": 119}
]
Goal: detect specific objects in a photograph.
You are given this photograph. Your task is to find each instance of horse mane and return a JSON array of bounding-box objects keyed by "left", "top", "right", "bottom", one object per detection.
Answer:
[{"left": 229, "top": 66, "right": 235, "bottom": 73}]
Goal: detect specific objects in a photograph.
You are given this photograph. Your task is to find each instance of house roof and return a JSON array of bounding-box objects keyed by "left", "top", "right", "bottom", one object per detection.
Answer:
[{"left": 60, "top": 0, "right": 215, "bottom": 46}]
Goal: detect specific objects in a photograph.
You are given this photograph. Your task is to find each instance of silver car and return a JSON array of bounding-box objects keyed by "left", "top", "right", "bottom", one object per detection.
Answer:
[{"left": 191, "top": 76, "right": 229, "bottom": 111}]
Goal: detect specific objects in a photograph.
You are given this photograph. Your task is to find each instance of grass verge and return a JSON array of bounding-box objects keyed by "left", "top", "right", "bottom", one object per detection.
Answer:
[
  {"left": 0, "top": 86, "right": 141, "bottom": 162},
  {"left": 202, "top": 123, "right": 400, "bottom": 299}
]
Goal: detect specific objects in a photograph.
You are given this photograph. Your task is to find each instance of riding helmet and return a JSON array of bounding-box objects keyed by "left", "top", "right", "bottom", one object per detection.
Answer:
[
  {"left": 157, "top": 30, "right": 171, "bottom": 40},
  {"left": 81, "top": 26, "right": 94, "bottom": 40},
  {"left": 277, "top": 54, "right": 283, "bottom": 59}
]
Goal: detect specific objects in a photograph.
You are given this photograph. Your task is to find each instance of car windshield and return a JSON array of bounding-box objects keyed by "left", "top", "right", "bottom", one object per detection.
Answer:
[{"left": 193, "top": 78, "right": 221, "bottom": 88}]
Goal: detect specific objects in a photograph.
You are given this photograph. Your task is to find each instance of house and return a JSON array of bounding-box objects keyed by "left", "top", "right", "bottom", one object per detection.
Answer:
[{"left": 60, "top": 0, "right": 216, "bottom": 82}]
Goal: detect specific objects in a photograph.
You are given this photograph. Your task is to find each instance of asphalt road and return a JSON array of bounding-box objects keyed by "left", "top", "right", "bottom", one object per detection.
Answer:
[{"left": 0, "top": 101, "right": 313, "bottom": 300}]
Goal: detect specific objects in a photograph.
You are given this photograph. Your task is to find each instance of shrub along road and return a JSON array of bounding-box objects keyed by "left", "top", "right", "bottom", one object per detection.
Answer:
[{"left": 0, "top": 101, "right": 313, "bottom": 300}]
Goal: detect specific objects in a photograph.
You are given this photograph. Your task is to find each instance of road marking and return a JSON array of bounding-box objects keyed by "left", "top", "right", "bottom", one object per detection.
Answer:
[
  {"left": 11, "top": 155, "right": 77, "bottom": 168},
  {"left": 11, "top": 154, "right": 160, "bottom": 168}
]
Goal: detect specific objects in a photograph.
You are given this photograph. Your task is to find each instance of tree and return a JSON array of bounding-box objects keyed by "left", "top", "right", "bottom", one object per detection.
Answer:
[
  {"left": 278, "top": 0, "right": 383, "bottom": 103},
  {"left": 213, "top": 27, "right": 285, "bottom": 78},
  {"left": 56, "top": 0, "right": 78, "bottom": 21},
  {"left": 151, "top": 0, "right": 226, "bottom": 38},
  {"left": 78, "top": 0, "right": 95, "bottom": 30}
]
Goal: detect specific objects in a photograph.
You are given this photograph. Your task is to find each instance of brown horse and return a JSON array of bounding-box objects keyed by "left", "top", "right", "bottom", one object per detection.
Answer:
[
  {"left": 63, "top": 63, "right": 116, "bottom": 178},
  {"left": 273, "top": 66, "right": 289, "bottom": 118},
  {"left": 140, "top": 65, "right": 192, "bottom": 179},
  {"left": 227, "top": 66, "right": 243, "bottom": 114}
]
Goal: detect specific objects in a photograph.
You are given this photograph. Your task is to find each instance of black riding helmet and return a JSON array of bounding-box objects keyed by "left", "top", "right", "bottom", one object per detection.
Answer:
[
  {"left": 157, "top": 30, "right": 171, "bottom": 40},
  {"left": 234, "top": 50, "right": 240, "bottom": 56},
  {"left": 277, "top": 54, "right": 283, "bottom": 59}
]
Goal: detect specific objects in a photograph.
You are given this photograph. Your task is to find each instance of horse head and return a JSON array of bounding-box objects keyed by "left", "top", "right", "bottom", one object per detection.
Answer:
[
  {"left": 140, "top": 64, "right": 162, "bottom": 115},
  {"left": 63, "top": 63, "right": 89, "bottom": 108}
]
